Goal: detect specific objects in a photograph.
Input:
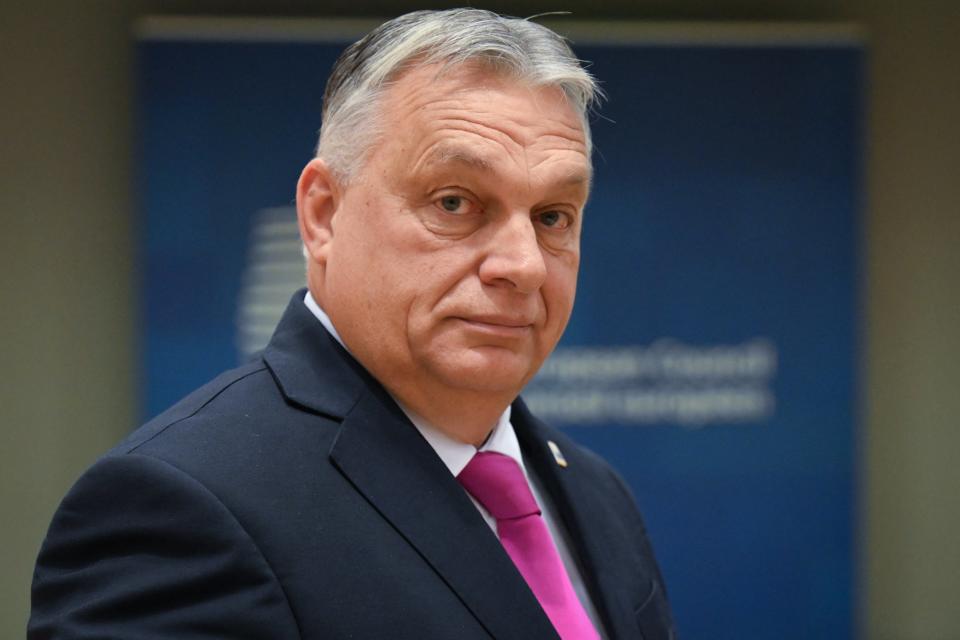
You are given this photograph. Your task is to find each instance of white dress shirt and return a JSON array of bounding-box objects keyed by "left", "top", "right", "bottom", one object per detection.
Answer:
[{"left": 303, "top": 292, "right": 606, "bottom": 637}]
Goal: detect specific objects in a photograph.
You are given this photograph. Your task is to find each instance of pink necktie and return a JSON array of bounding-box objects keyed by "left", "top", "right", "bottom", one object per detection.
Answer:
[{"left": 458, "top": 451, "right": 601, "bottom": 640}]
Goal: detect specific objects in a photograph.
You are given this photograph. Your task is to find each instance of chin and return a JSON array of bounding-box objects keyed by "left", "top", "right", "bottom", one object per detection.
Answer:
[{"left": 430, "top": 348, "right": 540, "bottom": 395}]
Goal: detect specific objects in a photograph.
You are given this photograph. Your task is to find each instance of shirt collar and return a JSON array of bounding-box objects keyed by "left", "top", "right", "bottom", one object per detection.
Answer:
[
  {"left": 302, "top": 291, "right": 522, "bottom": 477},
  {"left": 400, "top": 400, "right": 520, "bottom": 477},
  {"left": 304, "top": 290, "right": 346, "bottom": 348}
]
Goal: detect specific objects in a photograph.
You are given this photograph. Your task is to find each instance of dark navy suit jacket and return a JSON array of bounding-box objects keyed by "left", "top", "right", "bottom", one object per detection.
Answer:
[{"left": 29, "top": 292, "right": 675, "bottom": 639}]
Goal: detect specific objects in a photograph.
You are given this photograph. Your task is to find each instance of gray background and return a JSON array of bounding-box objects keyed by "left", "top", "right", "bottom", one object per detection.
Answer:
[{"left": 1, "top": 1, "right": 957, "bottom": 638}]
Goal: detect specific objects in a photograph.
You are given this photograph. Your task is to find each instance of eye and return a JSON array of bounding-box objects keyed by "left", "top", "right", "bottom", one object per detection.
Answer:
[
  {"left": 436, "top": 195, "right": 473, "bottom": 215},
  {"left": 536, "top": 210, "right": 571, "bottom": 229}
]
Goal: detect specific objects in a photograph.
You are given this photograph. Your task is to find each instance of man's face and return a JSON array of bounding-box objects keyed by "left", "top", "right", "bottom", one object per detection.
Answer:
[{"left": 312, "top": 64, "right": 590, "bottom": 403}]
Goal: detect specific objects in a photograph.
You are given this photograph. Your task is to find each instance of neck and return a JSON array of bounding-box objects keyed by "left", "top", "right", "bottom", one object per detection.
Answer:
[{"left": 386, "top": 382, "right": 513, "bottom": 447}]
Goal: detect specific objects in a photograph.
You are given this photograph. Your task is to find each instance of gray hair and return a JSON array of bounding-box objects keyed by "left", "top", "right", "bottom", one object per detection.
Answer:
[{"left": 316, "top": 8, "right": 601, "bottom": 182}]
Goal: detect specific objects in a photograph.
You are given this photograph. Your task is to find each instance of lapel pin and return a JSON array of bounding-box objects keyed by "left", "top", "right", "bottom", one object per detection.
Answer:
[{"left": 547, "top": 440, "right": 568, "bottom": 468}]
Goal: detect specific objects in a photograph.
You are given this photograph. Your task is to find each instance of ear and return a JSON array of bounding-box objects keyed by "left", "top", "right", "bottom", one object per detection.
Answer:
[{"left": 296, "top": 158, "right": 341, "bottom": 266}]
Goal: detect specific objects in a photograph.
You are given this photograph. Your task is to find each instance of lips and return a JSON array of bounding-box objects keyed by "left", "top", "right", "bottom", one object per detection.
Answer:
[
  {"left": 461, "top": 314, "right": 535, "bottom": 328},
  {"left": 453, "top": 315, "right": 536, "bottom": 338}
]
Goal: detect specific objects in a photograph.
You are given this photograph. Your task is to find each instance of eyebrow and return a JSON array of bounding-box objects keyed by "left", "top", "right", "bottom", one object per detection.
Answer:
[
  {"left": 417, "top": 144, "right": 592, "bottom": 189},
  {"left": 419, "top": 145, "right": 495, "bottom": 173}
]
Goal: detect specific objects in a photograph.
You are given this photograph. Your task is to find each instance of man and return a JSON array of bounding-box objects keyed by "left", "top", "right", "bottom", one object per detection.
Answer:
[{"left": 30, "top": 9, "right": 675, "bottom": 639}]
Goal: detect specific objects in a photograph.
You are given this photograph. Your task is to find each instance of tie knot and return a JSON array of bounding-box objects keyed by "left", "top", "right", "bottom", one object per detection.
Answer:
[{"left": 457, "top": 452, "right": 541, "bottom": 520}]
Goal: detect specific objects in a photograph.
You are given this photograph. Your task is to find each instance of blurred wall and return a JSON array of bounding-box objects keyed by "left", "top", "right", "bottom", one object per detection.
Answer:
[{"left": 1, "top": 2, "right": 957, "bottom": 639}]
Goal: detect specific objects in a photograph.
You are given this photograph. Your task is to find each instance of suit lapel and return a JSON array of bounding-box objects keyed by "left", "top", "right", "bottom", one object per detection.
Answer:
[
  {"left": 513, "top": 401, "right": 643, "bottom": 640},
  {"left": 329, "top": 389, "right": 559, "bottom": 640},
  {"left": 263, "top": 292, "right": 559, "bottom": 640}
]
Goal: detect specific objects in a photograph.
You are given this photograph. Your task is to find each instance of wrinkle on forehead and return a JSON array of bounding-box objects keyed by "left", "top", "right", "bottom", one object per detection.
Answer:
[
  {"left": 412, "top": 142, "right": 496, "bottom": 176},
  {"left": 385, "top": 66, "right": 585, "bottom": 141},
  {"left": 408, "top": 120, "right": 589, "bottom": 194},
  {"left": 413, "top": 139, "right": 590, "bottom": 190},
  {"left": 527, "top": 152, "right": 592, "bottom": 188},
  {"left": 412, "top": 97, "right": 584, "bottom": 149},
  {"left": 407, "top": 110, "right": 587, "bottom": 180},
  {"left": 379, "top": 64, "right": 590, "bottom": 194}
]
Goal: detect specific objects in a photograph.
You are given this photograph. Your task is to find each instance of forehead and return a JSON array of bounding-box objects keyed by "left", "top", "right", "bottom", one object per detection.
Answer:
[{"left": 376, "top": 63, "right": 589, "bottom": 176}]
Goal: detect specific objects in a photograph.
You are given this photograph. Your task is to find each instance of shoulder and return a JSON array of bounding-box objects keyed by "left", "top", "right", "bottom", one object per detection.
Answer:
[
  {"left": 29, "top": 360, "right": 334, "bottom": 638},
  {"left": 103, "top": 360, "right": 339, "bottom": 490},
  {"left": 114, "top": 360, "right": 284, "bottom": 454},
  {"left": 30, "top": 449, "right": 303, "bottom": 638}
]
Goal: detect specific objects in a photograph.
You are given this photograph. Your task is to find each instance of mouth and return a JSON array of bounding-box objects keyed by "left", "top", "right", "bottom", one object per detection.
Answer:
[{"left": 454, "top": 315, "right": 535, "bottom": 337}]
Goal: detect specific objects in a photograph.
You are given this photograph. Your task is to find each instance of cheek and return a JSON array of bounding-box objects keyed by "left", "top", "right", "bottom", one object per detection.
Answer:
[
  {"left": 544, "top": 255, "right": 579, "bottom": 312},
  {"left": 413, "top": 240, "right": 480, "bottom": 284},
  {"left": 365, "top": 246, "right": 465, "bottom": 333}
]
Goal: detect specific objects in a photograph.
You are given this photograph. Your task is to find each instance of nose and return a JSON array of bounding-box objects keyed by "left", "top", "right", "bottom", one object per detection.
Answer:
[{"left": 478, "top": 213, "right": 547, "bottom": 293}]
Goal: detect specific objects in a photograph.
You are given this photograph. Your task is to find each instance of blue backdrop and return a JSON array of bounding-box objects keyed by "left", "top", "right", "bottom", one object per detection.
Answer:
[{"left": 139, "top": 25, "right": 862, "bottom": 639}]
